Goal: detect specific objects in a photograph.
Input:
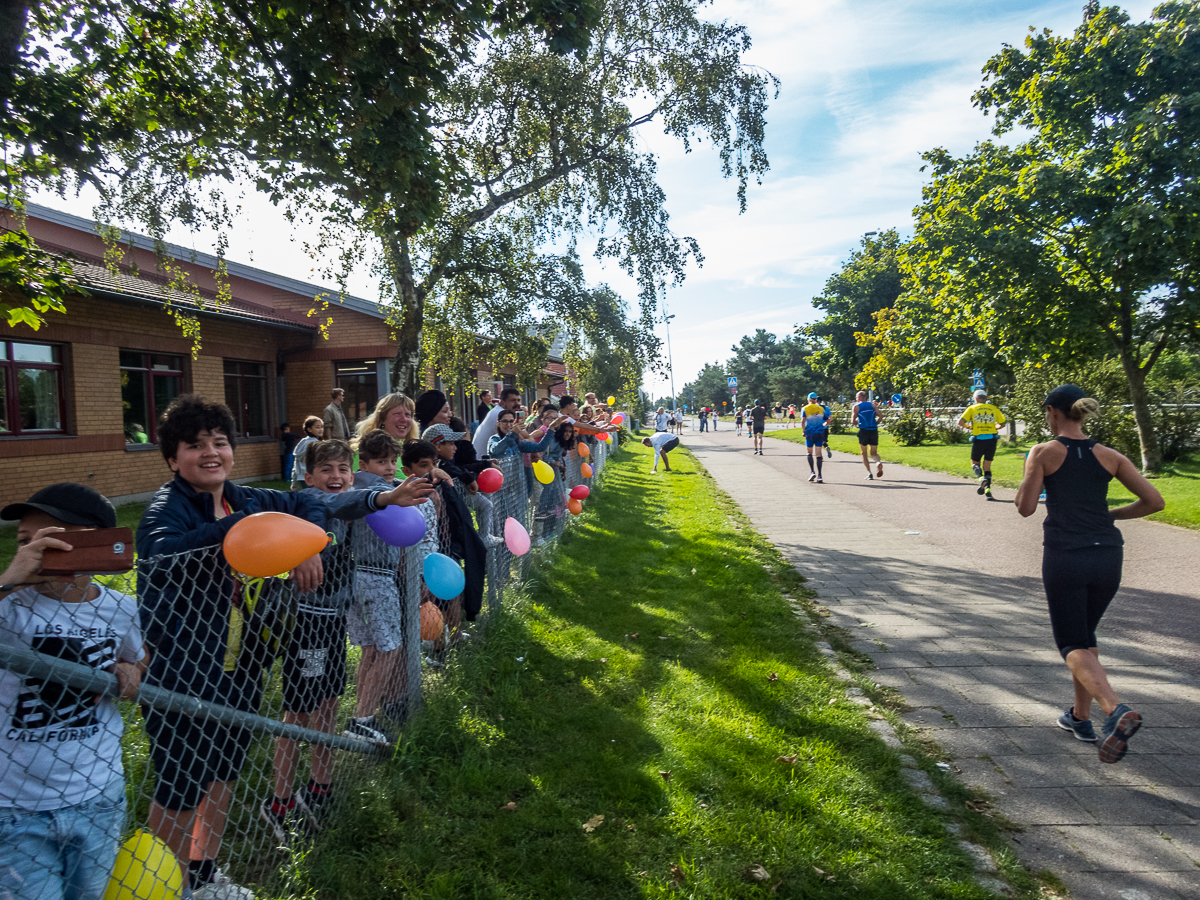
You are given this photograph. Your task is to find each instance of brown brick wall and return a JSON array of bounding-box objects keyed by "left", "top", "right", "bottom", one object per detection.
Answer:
[{"left": 285, "top": 360, "right": 334, "bottom": 431}]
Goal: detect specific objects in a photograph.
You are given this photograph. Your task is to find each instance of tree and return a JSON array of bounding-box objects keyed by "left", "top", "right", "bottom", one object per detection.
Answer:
[
  {"left": 802, "top": 229, "right": 904, "bottom": 374},
  {"left": 4, "top": 0, "right": 598, "bottom": 329},
  {"left": 301, "top": 0, "right": 775, "bottom": 394},
  {"left": 725, "top": 329, "right": 780, "bottom": 404},
  {"left": 909, "top": 2, "right": 1200, "bottom": 471},
  {"left": 682, "top": 362, "right": 732, "bottom": 410}
]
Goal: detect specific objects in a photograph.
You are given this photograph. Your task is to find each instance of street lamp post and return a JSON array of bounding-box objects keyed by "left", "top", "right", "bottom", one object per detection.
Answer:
[{"left": 664, "top": 311, "right": 676, "bottom": 413}]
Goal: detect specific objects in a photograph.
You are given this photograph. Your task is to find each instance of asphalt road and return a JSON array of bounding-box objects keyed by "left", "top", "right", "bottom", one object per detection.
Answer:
[{"left": 708, "top": 427, "right": 1200, "bottom": 678}]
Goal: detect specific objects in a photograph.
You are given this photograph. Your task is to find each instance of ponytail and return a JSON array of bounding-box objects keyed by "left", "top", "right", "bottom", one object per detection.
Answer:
[{"left": 1068, "top": 397, "right": 1100, "bottom": 422}]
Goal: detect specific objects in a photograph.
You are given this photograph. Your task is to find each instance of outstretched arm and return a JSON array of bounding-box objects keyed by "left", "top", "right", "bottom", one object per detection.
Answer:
[{"left": 1109, "top": 454, "right": 1165, "bottom": 520}]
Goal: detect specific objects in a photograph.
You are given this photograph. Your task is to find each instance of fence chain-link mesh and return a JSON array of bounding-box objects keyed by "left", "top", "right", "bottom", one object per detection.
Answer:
[{"left": 0, "top": 427, "right": 621, "bottom": 897}]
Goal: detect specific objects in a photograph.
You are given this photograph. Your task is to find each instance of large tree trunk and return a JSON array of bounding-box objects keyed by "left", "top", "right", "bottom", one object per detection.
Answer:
[
  {"left": 1118, "top": 349, "right": 1161, "bottom": 473},
  {"left": 382, "top": 231, "right": 425, "bottom": 397}
]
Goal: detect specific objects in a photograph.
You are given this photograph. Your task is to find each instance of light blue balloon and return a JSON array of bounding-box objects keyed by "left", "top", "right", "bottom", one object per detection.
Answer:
[{"left": 423, "top": 552, "right": 465, "bottom": 600}]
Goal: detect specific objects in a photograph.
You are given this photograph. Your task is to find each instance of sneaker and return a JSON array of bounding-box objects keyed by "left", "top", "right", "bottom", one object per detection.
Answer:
[
  {"left": 193, "top": 873, "right": 256, "bottom": 900},
  {"left": 876, "top": 461, "right": 883, "bottom": 478},
  {"left": 342, "top": 715, "right": 393, "bottom": 744},
  {"left": 807, "top": 472, "right": 817, "bottom": 482},
  {"left": 816, "top": 477, "right": 823, "bottom": 483},
  {"left": 259, "top": 798, "right": 315, "bottom": 847},
  {"left": 865, "top": 473, "right": 874, "bottom": 480},
  {"left": 977, "top": 478, "right": 987, "bottom": 495},
  {"left": 826, "top": 447, "right": 832, "bottom": 458},
  {"left": 972, "top": 463, "right": 983, "bottom": 478},
  {"left": 1099, "top": 703, "right": 1142, "bottom": 763},
  {"left": 1057, "top": 708, "right": 1098, "bottom": 742}
]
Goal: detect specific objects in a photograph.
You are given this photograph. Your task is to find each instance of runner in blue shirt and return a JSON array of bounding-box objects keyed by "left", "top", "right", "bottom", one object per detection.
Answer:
[
  {"left": 801, "top": 393, "right": 828, "bottom": 482},
  {"left": 851, "top": 390, "right": 884, "bottom": 480}
]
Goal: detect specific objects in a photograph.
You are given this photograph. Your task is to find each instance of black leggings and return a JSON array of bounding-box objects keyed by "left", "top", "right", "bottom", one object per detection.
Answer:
[{"left": 1041, "top": 544, "right": 1123, "bottom": 658}]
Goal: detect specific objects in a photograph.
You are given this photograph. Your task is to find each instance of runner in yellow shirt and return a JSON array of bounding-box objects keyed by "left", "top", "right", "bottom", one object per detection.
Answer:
[{"left": 958, "top": 389, "right": 1007, "bottom": 500}]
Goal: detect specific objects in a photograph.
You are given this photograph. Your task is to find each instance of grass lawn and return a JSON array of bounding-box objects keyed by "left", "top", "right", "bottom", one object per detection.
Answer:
[
  {"left": 307, "top": 443, "right": 1041, "bottom": 899},
  {"left": 767, "top": 430, "right": 1200, "bottom": 530}
]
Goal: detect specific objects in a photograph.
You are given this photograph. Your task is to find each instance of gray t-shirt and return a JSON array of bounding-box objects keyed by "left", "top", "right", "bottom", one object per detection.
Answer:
[{"left": 0, "top": 586, "right": 142, "bottom": 810}]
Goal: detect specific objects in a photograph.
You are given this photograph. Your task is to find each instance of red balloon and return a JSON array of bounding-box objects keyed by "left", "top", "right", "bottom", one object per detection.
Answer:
[
  {"left": 477, "top": 467, "right": 504, "bottom": 493},
  {"left": 568, "top": 498, "right": 583, "bottom": 515},
  {"left": 569, "top": 485, "right": 590, "bottom": 500}
]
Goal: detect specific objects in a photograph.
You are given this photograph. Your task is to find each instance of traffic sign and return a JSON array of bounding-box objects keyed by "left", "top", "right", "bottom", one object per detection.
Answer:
[
  {"left": 730, "top": 385, "right": 737, "bottom": 395},
  {"left": 727, "top": 376, "right": 737, "bottom": 387},
  {"left": 892, "top": 393, "right": 903, "bottom": 405},
  {"left": 971, "top": 369, "right": 985, "bottom": 391}
]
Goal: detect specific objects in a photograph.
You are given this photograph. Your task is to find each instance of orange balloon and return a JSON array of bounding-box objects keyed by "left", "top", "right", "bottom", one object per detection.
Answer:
[
  {"left": 577, "top": 443, "right": 591, "bottom": 458},
  {"left": 420, "top": 602, "right": 445, "bottom": 641},
  {"left": 581, "top": 463, "right": 593, "bottom": 478},
  {"left": 223, "top": 512, "right": 329, "bottom": 577},
  {"left": 568, "top": 498, "right": 583, "bottom": 515}
]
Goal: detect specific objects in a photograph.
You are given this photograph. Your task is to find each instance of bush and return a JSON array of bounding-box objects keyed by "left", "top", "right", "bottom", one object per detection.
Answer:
[
  {"left": 890, "top": 410, "right": 928, "bottom": 446},
  {"left": 932, "top": 423, "right": 967, "bottom": 444},
  {"left": 828, "top": 406, "right": 851, "bottom": 435}
]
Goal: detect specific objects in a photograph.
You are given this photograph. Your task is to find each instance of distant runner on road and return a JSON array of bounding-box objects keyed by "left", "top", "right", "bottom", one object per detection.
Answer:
[
  {"left": 851, "top": 390, "right": 884, "bottom": 480},
  {"left": 787, "top": 404, "right": 796, "bottom": 428},
  {"left": 801, "top": 393, "right": 828, "bottom": 482},
  {"left": 1016, "top": 385, "right": 1164, "bottom": 764},
  {"left": 959, "top": 390, "right": 1006, "bottom": 500},
  {"left": 750, "top": 400, "right": 768, "bottom": 455},
  {"left": 734, "top": 407, "right": 744, "bottom": 436}
]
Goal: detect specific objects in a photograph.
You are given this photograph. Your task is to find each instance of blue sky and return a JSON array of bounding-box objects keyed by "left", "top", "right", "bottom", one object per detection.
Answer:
[{"left": 31, "top": 1, "right": 1157, "bottom": 398}]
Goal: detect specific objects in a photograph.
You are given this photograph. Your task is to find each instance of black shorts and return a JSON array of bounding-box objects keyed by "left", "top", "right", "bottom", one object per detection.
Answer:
[
  {"left": 659, "top": 436, "right": 680, "bottom": 454},
  {"left": 788, "top": 414, "right": 795, "bottom": 420},
  {"left": 970, "top": 437, "right": 998, "bottom": 462},
  {"left": 144, "top": 676, "right": 263, "bottom": 811},
  {"left": 282, "top": 611, "right": 348, "bottom": 714},
  {"left": 858, "top": 428, "right": 879, "bottom": 446},
  {"left": 1042, "top": 544, "right": 1123, "bottom": 657},
  {"left": 752, "top": 424, "right": 765, "bottom": 434}
]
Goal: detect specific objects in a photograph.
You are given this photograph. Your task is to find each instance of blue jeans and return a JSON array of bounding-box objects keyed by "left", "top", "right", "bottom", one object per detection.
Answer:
[{"left": 0, "top": 778, "right": 126, "bottom": 900}]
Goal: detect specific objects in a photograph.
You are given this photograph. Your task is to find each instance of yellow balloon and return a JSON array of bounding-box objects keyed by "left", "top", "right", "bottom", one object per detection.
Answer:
[
  {"left": 533, "top": 460, "right": 555, "bottom": 484},
  {"left": 607, "top": 395, "right": 616, "bottom": 406},
  {"left": 104, "top": 831, "right": 183, "bottom": 900}
]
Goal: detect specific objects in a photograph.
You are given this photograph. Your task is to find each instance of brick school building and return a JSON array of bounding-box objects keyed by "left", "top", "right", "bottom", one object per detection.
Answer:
[{"left": 0, "top": 204, "right": 568, "bottom": 506}]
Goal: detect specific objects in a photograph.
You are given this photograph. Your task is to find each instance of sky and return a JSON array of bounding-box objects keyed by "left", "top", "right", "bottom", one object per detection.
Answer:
[{"left": 31, "top": 0, "right": 1158, "bottom": 400}]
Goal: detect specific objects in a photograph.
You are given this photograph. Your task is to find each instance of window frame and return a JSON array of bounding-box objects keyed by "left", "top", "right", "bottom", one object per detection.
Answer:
[
  {"left": 223, "top": 358, "right": 271, "bottom": 439},
  {"left": 119, "top": 349, "right": 185, "bottom": 446},
  {"left": 0, "top": 340, "right": 67, "bottom": 437}
]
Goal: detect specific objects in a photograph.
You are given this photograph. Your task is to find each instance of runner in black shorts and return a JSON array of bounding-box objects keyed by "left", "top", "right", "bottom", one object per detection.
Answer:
[
  {"left": 851, "top": 390, "right": 883, "bottom": 480},
  {"left": 750, "top": 400, "right": 768, "bottom": 455},
  {"left": 1016, "top": 385, "right": 1163, "bottom": 763}
]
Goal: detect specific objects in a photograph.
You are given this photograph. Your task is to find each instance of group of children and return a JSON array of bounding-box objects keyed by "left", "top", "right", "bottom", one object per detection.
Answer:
[{"left": 0, "top": 389, "right": 568, "bottom": 899}]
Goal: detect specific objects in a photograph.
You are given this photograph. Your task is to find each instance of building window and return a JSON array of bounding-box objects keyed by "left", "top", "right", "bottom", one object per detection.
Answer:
[
  {"left": 120, "top": 350, "right": 184, "bottom": 444},
  {"left": 0, "top": 341, "right": 65, "bottom": 436},
  {"left": 224, "top": 360, "right": 269, "bottom": 438},
  {"left": 334, "top": 359, "right": 378, "bottom": 433}
]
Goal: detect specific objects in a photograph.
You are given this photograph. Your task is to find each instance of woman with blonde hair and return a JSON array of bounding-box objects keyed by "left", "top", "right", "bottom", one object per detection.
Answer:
[
  {"left": 354, "top": 393, "right": 419, "bottom": 447},
  {"left": 1016, "top": 384, "right": 1164, "bottom": 764}
]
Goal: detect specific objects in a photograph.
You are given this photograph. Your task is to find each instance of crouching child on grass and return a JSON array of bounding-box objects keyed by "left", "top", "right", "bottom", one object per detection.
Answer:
[{"left": 0, "top": 484, "right": 146, "bottom": 900}]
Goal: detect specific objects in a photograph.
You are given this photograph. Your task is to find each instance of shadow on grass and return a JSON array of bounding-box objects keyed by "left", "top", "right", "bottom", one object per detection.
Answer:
[{"left": 310, "top": 448, "right": 1022, "bottom": 899}]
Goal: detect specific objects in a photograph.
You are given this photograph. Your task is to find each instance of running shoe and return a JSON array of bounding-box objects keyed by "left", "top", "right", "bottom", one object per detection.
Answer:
[
  {"left": 808, "top": 472, "right": 817, "bottom": 482},
  {"left": 816, "top": 477, "right": 823, "bottom": 483},
  {"left": 259, "top": 798, "right": 315, "bottom": 847},
  {"left": 1098, "top": 704, "right": 1142, "bottom": 763},
  {"left": 343, "top": 715, "right": 394, "bottom": 744},
  {"left": 876, "top": 461, "right": 883, "bottom": 478},
  {"left": 972, "top": 463, "right": 983, "bottom": 478},
  {"left": 826, "top": 447, "right": 832, "bottom": 458},
  {"left": 977, "top": 478, "right": 987, "bottom": 495},
  {"left": 865, "top": 474, "right": 874, "bottom": 481},
  {"left": 1057, "top": 708, "right": 1098, "bottom": 742}
]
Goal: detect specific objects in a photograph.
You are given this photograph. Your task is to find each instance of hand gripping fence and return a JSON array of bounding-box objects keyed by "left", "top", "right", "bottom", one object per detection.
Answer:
[{"left": 0, "top": 426, "right": 620, "bottom": 896}]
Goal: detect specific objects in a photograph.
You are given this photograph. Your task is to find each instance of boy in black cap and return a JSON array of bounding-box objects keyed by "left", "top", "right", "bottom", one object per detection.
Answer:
[{"left": 0, "top": 484, "right": 146, "bottom": 900}]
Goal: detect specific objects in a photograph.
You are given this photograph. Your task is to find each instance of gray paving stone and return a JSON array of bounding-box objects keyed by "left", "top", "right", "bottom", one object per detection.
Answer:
[
  {"left": 902, "top": 768, "right": 936, "bottom": 793},
  {"left": 998, "top": 788, "right": 1098, "bottom": 825},
  {"left": 1058, "top": 869, "right": 1194, "bottom": 899},
  {"left": 1065, "top": 786, "right": 1196, "bottom": 825},
  {"left": 959, "top": 840, "right": 999, "bottom": 872}
]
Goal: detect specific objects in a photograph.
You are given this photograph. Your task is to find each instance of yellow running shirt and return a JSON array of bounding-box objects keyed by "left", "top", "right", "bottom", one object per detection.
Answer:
[{"left": 961, "top": 402, "right": 1006, "bottom": 437}]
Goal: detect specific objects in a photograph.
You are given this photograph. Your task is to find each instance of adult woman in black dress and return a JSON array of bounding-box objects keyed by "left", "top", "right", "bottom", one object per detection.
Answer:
[{"left": 1016, "top": 385, "right": 1164, "bottom": 763}]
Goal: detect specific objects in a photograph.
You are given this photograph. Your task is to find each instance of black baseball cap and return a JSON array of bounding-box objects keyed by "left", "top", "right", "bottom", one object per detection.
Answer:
[
  {"left": 1044, "top": 384, "right": 1087, "bottom": 414},
  {"left": 1, "top": 483, "right": 116, "bottom": 528}
]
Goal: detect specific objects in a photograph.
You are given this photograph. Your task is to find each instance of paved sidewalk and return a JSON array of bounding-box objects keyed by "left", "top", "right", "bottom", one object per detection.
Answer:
[{"left": 685, "top": 431, "right": 1199, "bottom": 899}]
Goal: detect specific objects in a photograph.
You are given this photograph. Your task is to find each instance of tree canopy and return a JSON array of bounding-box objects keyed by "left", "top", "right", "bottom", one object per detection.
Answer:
[{"left": 906, "top": 1, "right": 1200, "bottom": 470}]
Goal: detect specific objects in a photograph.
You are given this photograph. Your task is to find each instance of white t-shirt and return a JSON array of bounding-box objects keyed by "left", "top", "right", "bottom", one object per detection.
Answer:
[
  {"left": 0, "top": 585, "right": 143, "bottom": 810},
  {"left": 648, "top": 432, "right": 677, "bottom": 452},
  {"left": 473, "top": 405, "right": 503, "bottom": 456},
  {"left": 655, "top": 413, "right": 669, "bottom": 430}
]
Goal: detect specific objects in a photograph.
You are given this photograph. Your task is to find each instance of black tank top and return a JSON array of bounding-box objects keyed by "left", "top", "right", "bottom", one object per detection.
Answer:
[{"left": 1042, "top": 437, "right": 1123, "bottom": 550}]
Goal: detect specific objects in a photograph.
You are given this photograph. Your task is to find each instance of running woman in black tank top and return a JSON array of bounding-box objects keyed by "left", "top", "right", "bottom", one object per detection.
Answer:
[{"left": 1016, "top": 385, "right": 1164, "bottom": 764}]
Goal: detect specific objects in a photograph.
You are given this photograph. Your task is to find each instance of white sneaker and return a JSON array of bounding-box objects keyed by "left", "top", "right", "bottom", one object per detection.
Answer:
[
  {"left": 807, "top": 473, "right": 817, "bottom": 482},
  {"left": 193, "top": 871, "right": 255, "bottom": 900}
]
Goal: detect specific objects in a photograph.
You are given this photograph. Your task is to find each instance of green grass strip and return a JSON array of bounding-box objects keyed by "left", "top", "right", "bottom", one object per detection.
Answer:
[
  {"left": 767, "top": 429, "right": 1200, "bottom": 530},
  {"left": 306, "top": 443, "right": 1031, "bottom": 899}
]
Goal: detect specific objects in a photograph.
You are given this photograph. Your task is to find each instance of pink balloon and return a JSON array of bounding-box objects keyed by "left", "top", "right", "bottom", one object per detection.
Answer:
[
  {"left": 569, "top": 485, "right": 590, "bottom": 500},
  {"left": 504, "top": 517, "right": 531, "bottom": 556}
]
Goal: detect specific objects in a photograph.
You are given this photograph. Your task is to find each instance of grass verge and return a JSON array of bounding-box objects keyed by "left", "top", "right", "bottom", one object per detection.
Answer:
[
  {"left": 766, "top": 430, "right": 1200, "bottom": 530},
  {"left": 307, "top": 443, "right": 1039, "bottom": 899}
]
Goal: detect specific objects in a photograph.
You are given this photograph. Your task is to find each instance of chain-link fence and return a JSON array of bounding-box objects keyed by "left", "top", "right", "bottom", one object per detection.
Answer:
[{"left": 0, "top": 432, "right": 619, "bottom": 898}]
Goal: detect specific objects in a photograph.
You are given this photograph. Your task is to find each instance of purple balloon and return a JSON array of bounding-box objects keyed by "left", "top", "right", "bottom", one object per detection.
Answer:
[{"left": 366, "top": 504, "right": 427, "bottom": 547}]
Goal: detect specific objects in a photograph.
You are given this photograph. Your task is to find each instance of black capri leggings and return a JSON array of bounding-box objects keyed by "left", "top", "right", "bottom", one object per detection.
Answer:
[{"left": 1041, "top": 544, "right": 1123, "bottom": 658}]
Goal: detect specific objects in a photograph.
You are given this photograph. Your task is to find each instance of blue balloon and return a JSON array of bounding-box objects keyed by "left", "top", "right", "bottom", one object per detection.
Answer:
[
  {"left": 366, "top": 505, "right": 426, "bottom": 547},
  {"left": 423, "top": 552, "right": 465, "bottom": 600}
]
